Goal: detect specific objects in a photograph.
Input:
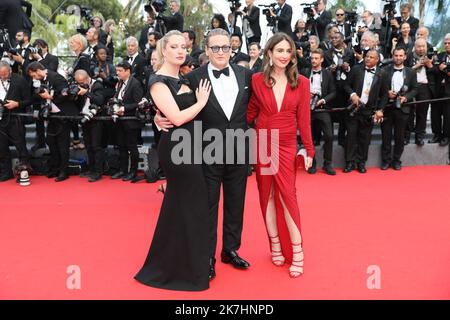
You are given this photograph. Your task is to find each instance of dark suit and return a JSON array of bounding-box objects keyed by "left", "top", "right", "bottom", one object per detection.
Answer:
[
  {"left": 312, "top": 10, "right": 332, "bottom": 41},
  {"left": 405, "top": 53, "right": 437, "bottom": 141},
  {"left": 344, "top": 65, "right": 387, "bottom": 165},
  {"left": 158, "top": 11, "right": 184, "bottom": 32},
  {"left": 275, "top": 3, "right": 293, "bottom": 35},
  {"left": 72, "top": 53, "right": 91, "bottom": 76},
  {"left": 40, "top": 70, "right": 79, "bottom": 175},
  {"left": 243, "top": 5, "right": 261, "bottom": 45},
  {"left": 230, "top": 50, "right": 250, "bottom": 65},
  {"left": 185, "top": 63, "right": 252, "bottom": 258},
  {"left": 306, "top": 68, "right": 336, "bottom": 166},
  {"left": 115, "top": 77, "right": 144, "bottom": 174},
  {"left": 126, "top": 54, "right": 148, "bottom": 89},
  {"left": 250, "top": 58, "right": 263, "bottom": 73},
  {"left": 40, "top": 53, "right": 59, "bottom": 72},
  {"left": 396, "top": 16, "right": 419, "bottom": 40},
  {"left": 0, "top": 73, "right": 32, "bottom": 177},
  {"left": 432, "top": 53, "right": 450, "bottom": 141},
  {"left": 380, "top": 66, "right": 418, "bottom": 164},
  {"left": 0, "top": 0, "right": 23, "bottom": 44}
]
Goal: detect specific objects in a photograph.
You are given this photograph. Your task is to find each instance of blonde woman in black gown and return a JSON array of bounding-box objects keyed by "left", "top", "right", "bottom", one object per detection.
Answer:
[{"left": 135, "top": 30, "right": 212, "bottom": 291}]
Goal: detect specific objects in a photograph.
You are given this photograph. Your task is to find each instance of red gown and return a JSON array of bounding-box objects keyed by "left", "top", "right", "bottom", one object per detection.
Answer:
[{"left": 247, "top": 72, "right": 315, "bottom": 263}]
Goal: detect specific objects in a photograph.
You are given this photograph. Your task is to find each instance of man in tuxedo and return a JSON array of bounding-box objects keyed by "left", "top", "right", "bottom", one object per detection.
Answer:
[
  {"left": 334, "top": 8, "right": 352, "bottom": 44},
  {"left": 154, "top": 0, "right": 184, "bottom": 33},
  {"left": 125, "top": 36, "right": 148, "bottom": 89},
  {"left": 404, "top": 38, "right": 437, "bottom": 146},
  {"left": 379, "top": 47, "right": 418, "bottom": 170},
  {"left": 0, "top": 61, "right": 32, "bottom": 182},
  {"left": 74, "top": 70, "right": 106, "bottom": 182},
  {"left": 433, "top": 34, "right": 450, "bottom": 147},
  {"left": 183, "top": 30, "right": 203, "bottom": 68},
  {"left": 84, "top": 27, "right": 106, "bottom": 62},
  {"left": 310, "top": 0, "right": 332, "bottom": 42},
  {"left": 270, "top": 0, "right": 293, "bottom": 35},
  {"left": 306, "top": 49, "right": 336, "bottom": 175},
  {"left": 8, "top": 30, "right": 33, "bottom": 78},
  {"left": 230, "top": 34, "right": 250, "bottom": 65},
  {"left": 139, "top": 13, "right": 157, "bottom": 52},
  {"left": 155, "top": 28, "right": 252, "bottom": 280},
  {"left": 343, "top": 49, "right": 387, "bottom": 173},
  {"left": 27, "top": 61, "right": 80, "bottom": 182},
  {"left": 110, "top": 61, "right": 144, "bottom": 182}
]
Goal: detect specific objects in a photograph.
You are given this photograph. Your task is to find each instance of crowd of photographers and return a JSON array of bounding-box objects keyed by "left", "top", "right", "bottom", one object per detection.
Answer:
[{"left": 0, "top": 0, "right": 449, "bottom": 186}]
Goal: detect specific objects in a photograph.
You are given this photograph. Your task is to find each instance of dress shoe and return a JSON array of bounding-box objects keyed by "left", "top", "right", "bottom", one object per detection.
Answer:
[
  {"left": 55, "top": 173, "right": 69, "bottom": 182},
  {"left": 111, "top": 171, "right": 125, "bottom": 179},
  {"left": 221, "top": 250, "right": 250, "bottom": 269},
  {"left": 415, "top": 138, "right": 425, "bottom": 146},
  {"left": 357, "top": 163, "right": 367, "bottom": 174},
  {"left": 122, "top": 172, "right": 137, "bottom": 182},
  {"left": 88, "top": 174, "right": 102, "bottom": 182},
  {"left": 380, "top": 162, "right": 390, "bottom": 170},
  {"left": 428, "top": 135, "right": 441, "bottom": 144},
  {"left": 307, "top": 166, "right": 317, "bottom": 174},
  {"left": 392, "top": 162, "right": 402, "bottom": 170},
  {"left": 209, "top": 258, "right": 216, "bottom": 281},
  {"left": 322, "top": 165, "right": 336, "bottom": 176},
  {"left": 47, "top": 171, "right": 58, "bottom": 178},
  {"left": 439, "top": 138, "right": 449, "bottom": 147},
  {"left": 80, "top": 171, "right": 92, "bottom": 178},
  {"left": 343, "top": 163, "right": 355, "bottom": 173}
]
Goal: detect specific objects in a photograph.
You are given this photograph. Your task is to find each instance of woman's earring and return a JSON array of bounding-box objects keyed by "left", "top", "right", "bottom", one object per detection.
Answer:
[{"left": 269, "top": 57, "right": 273, "bottom": 67}]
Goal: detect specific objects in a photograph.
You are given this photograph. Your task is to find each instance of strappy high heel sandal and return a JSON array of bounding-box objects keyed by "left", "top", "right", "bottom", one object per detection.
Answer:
[
  {"left": 269, "top": 235, "right": 285, "bottom": 266},
  {"left": 289, "top": 243, "right": 304, "bottom": 278}
]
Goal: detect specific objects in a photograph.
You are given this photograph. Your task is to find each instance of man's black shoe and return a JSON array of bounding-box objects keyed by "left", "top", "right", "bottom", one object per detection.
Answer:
[
  {"left": 221, "top": 250, "right": 250, "bottom": 269},
  {"left": 209, "top": 258, "right": 216, "bottom": 281}
]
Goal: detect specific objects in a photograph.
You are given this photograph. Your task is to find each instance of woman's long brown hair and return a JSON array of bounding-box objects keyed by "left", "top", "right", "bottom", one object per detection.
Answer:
[{"left": 262, "top": 32, "right": 299, "bottom": 89}]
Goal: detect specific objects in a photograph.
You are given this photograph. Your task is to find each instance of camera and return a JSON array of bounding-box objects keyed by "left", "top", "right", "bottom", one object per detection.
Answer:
[
  {"left": 39, "top": 101, "right": 52, "bottom": 120},
  {"left": 310, "top": 93, "right": 320, "bottom": 111},
  {"left": 383, "top": 0, "right": 399, "bottom": 18},
  {"left": 228, "top": 0, "right": 242, "bottom": 13},
  {"left": 259, "top": 3, "right": 277, "bottom": 27},
  {"left": 81, "top": 104, "right": 102, "bottom": 124},
  {"left": 0, "top": 99, "right": 6, "bottom": 121},
  {"left": 0, "top": 27, "right": 13, "bottom": 57},
  {"left": 106, "top": 98, "right": 123, "bottom": 122},
  {"left": 136, "top": 98, "right": 153, "bottom": 122},
  {"left": 73, "top": 6, "right": 94, "bottom": 34},
  {"left": 345, "top": 11, "right": 358, "bottom": 29},
  {"left": 353, "top": 44, "right": 369, "bottom": 56},
  {"left": 394, "top": 85, "right": 408, "bottom": 109},
  {"left": 301, "top": 2, "right": 318, "bottom": 17},
  {"left": 144, "top": 0, "right": 167, "bottom": 14},
  {"left": 32, "top": 80, "right": 49, "bottom": 95},
  {"left": 62, "top": 82, "right": 89, "bottom": 97},
  {"left": 295, "top": 41, "right": 311, "bottom": 56}
]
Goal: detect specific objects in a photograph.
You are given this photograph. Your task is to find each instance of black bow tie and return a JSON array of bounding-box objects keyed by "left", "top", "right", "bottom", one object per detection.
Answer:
[
  {"left": 312, "top": 70, "right": 322, "bottom": 75},
  {"left": 213, "top": 67, "right": 230, "bottom": 79},
  {"left": 394, "top": 68, "right": 403, "bottom": 72},
  {"left": 365, "top": 68, "right": 376, "bottom": 73},
  {"left": 127, "top": 56, "right": 134, "bottom": 61}
]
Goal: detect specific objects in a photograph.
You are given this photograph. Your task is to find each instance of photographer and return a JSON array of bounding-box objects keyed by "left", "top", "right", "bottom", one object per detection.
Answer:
[
  {"left": 69, "top": 34, "right": 91, "bottom": 75},
  {"left": 144, "top": 31, "right": 162, "bottom": 61},
  {"left": 239, "top": 0, "right": 261, "bottom": 48},
  {"left": 306, "top": 49, "right": 336, "bottom": 175},
  {"left": 0, "top": 61, "right": 32, "bottom": 182},
  {"left": 139, "top": 13, "right": 157, "bottom": 52},
  {"left": 297, "top": 35, "right": 319, "bottom": 75},
  {"left": 293, "top": 19, "right": 309, "bottom": 43},
  {"left": 432, "top": 33, "right": 450, "bottom": 147},
  {"left": 320, "top": 24, "right": 338, "bottom": 51},
  {"left": 27, "top": 61, "right": 80, "bottom": 182},
  {"left": 8, "top": 30, "right": 33, "bottom": 78},
  {"left": 31, "top": 39, "right": 58, "bottom": 72},
  {"left": 269, "top": 0, "right": 293, "bottom": 35},
  {"left": 0, "top": 0, "right": 28, "bottom": 44},
  {"left": 124, "top": 36, "right": 148, "bottom": 89},
  {"left": 390, "top": 4, "right": 419, "bottom": 41},
  {"left": 183, "top": 30, "right": 203, "bottom": 68},
  {"left": 74, "top": 69, "right": 106, "bottom": 182},
  {"left": 355, "top": 31, "right": 383, "bottom": 65},
  {"left": 391, "top": 22, "right": 414, "bottom": 57},
  {"left": 343, "top": 49, "right": 387, "bottom": 174},
  {"left": 103, "top": 19, "right": 117, "bottom": 62},
  {"left": 230, "top": 33, "right": 250, "bottom": 64},
  {"left": 84, "top": 27, "right": 106, "bottom": 62},
  {"left": 91, "top": 47, "right": 117, "bottom": 100},
  {"left": 379, "top": 47, "right": 418, "bottom": 170},
  {"left": 334, "top": 8, "right": 351, "bottom": 42},
  {"left": 110, "top": 61, "right": 144, "bottom": 182},
  {"left": 153, "top": 0, "right": 184, "bottom": 33},
  {"left": 310, "top": 0, "right": 332, "bottom": 42},
  {"left": 92, "top": 16, "right": 108, "bottom": 46},
  {"left": 404, "top": 38, "right": 437, "bottom": 146}
]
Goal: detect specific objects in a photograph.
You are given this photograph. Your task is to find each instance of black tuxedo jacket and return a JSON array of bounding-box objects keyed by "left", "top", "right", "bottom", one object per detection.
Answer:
[
  {"left": 43, "top": 70, "right": 79, "bottom": 116},
  {"left": 313, "top": 10, "right": 332, "bottom": 41},
  {"left": 324, "top": 47, "right": 355, "bottom": 81},
  {"left": 276, "top": 4, "right": 293, "bottom": 35},
  {"left": 304, "top": 69, "right": 336, "bottom": 108},
  {"left": 72, "top": 53, "right": 91, "bottom": 75},
  {"left": 406, "top": 52, "right": 438, "bottom": 97},
  {"left": 117, "top": 76, "right": 144, "bottom": 129},
  {"left": 381, "top": 66, "right": 418, "bottom": 114},
  {"left": 344, "top": 64, "right": 388, "bottom": 114},
  {"left": 126, "top": 54, "right": 148, "bottom": 88},
  {"left": 75, "top": 80, "right": 105, "bottom": 112},
  {"left": 244, "top": 6, "right": 262, "bottom": 38},
  {"left": 1, "top": 73, "right": 32, "bottom": 116},
  {"left": 40, "top": 53, "right": 59, "bottom": 72},
  {"left": 185, "top": 63, "right": 252, "bottom": 163},
  {"left": 436, "top": 52, "right": 450, "bottom": 96}
]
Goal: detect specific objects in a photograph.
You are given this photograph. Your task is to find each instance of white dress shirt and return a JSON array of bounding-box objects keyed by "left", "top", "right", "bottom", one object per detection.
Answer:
[
  {"left": 360, "top": 68, "right": 376, "bottom": 104},
  {"left": 0, "top": 79, "right": 9, "bottom": 100},
  {"left": 392, "top": 67, "right": 405, "bottom": 92},
  {"left": 128, "top": 52, "right": 139, "bottom": 65},
  {"left": 207, "top": 63, "right": 239, "bottom": 121},
  {"left": 310, "top": 70, "right": 322, "bottom": 95}
]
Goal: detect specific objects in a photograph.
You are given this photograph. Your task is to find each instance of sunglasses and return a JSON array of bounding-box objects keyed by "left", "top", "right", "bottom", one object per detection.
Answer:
[
  {"left": 336, "top": 13, "right": 344, "bottom": 16},
  {"left": 208, "top": 45, "right": 231, "bottom": 53}
]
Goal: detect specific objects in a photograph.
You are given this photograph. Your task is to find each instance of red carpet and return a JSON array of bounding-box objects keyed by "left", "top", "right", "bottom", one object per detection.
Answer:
[{"left": 1, "top": 166, "right": 450, "bottom": 300}]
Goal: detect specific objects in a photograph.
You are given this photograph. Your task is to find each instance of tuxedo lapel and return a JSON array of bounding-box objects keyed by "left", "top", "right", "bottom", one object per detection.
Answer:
[
  {"left": 229, "top": 65, "right": 245, "bottom": 121},
  {"left": 201, "top": 64, "right": 229, "bottom": 120}
]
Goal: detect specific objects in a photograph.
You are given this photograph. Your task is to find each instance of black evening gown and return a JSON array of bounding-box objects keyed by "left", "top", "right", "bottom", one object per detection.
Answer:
[{"left": 134, "top": 75, "right": 210, "bottom": 291}]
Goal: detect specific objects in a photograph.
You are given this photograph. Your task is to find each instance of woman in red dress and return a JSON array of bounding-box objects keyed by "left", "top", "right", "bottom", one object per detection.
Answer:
[{"left": 247, "top": 33, "right": 314, "bottom": 278}]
